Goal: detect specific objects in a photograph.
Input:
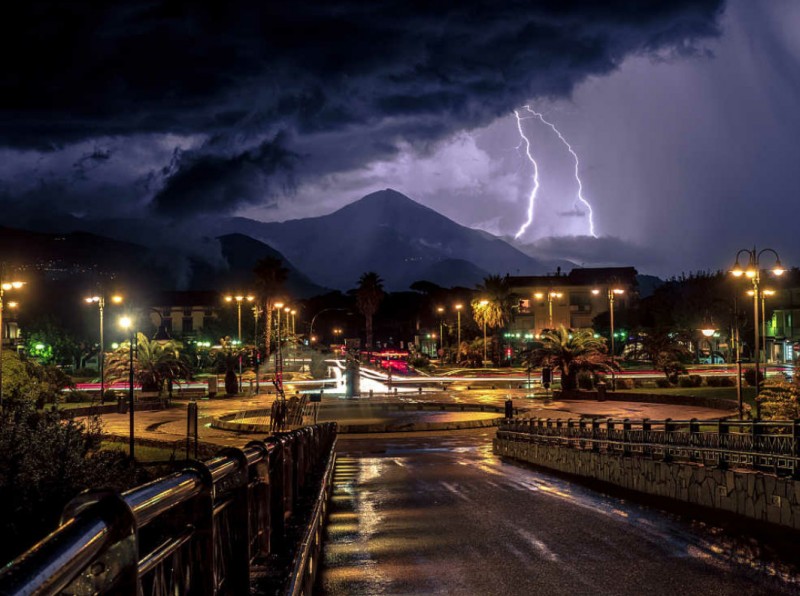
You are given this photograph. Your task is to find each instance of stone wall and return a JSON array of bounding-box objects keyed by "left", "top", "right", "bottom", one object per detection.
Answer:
[{"left": 494, "top": 435, "right": 800, "bottom": 531}]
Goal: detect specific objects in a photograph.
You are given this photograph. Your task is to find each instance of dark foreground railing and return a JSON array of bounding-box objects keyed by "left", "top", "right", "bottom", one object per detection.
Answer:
[
  {"left": 498, "top": 418, "right": 800, "bottom": 477},
  {"left": 0, "top": 423, "right": 337, "bottom": 595}
]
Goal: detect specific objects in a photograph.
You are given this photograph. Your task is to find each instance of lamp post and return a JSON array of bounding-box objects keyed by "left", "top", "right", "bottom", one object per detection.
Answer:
[
  {"left": 85, "top": 294, "right": 123, "bottom": 403},
  {"left": 274, "top": 302, "right": 284, "bottom": 348},
  {"left": 700, "top": 325, "right": 716, "bottom": 363},
  {"left": 436, "top": 307, "right": 444, "bottom": 354},
  {"left": 225, "top": 294, "right": 254, "bottom": 393},
  {"left": 730, "top": 247, "right": 785, "bottom": 411},
  {"left": 119, "top": 315, "right": 136, "bottom": 459},
  {"left": 290, "top": 309, "right": 297, "bottom": 337},
  {"left": 455, "top": 303, "right": 463, "bottom": 361},
  {"left": 748, "top": 288, "right": 776, "bottom": 378},
  {"left": 0, "top": 276, "right": 24, "bottom": 409},
  {"left": 534, "top": 290, "right": 563, "bottom": 330},
  {"left": 592, "top": 287, "right": 624, "bottom": 390},
  {"left": 479, "top": 299, "right": 489, "bottom": 364}
]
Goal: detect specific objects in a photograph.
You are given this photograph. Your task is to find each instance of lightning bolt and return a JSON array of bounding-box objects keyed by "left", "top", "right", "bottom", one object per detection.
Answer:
[
  {"left": 513, "top": 105, "right": 598, "bottom": 239},
  {"left": 513, "top": 108, "right": 540, "bottom": 240}
]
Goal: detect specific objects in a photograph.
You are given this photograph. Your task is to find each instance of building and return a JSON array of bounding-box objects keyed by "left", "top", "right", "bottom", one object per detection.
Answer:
[
  {"left": 507, "top": 266, "right": 638, "bottom": 337},
  {"left": 766, "top": 286, "right": 800, "bottom": 363},
  {"left": 148, "top": 291, "right": 222, "bottom": 339}
]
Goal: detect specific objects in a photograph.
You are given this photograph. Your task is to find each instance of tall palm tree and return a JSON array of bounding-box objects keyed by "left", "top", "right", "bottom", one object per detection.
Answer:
[
  {"left": 105, "top": 333, "right": 191, "bottom": 393},
  {"left": 472, "top": 275, "right": 517, "bottom": 364},
  {"left": 254, "top": 257, "right": 288, "bottom": 358},
  {"left": 356, "top": 272, "right": 385, "bottom": 349},
  {"left": 525, "top": 326, "right": 615, "bottom": 391}
]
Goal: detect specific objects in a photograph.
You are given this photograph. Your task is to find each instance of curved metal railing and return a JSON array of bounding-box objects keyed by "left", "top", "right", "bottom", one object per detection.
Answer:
[{"left": 0, "top": 423, "right": 337, "bottom": 595}]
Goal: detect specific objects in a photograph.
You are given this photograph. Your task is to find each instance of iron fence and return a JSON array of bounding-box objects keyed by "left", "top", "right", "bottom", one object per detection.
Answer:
[
  {"left": 0, "top": 422, "right": 337, "bottom": 595},
  {"left": 497, "top": 417, "right": 800, "bottom": 477}
]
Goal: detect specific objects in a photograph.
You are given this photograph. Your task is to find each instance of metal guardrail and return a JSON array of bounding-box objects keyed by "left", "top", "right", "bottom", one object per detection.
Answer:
[
  {"left": 0, "top": 422, "right": 337, "bottom": 595},
  {"left": 497, "top": 418, "right": 800, "bottom": 477}
]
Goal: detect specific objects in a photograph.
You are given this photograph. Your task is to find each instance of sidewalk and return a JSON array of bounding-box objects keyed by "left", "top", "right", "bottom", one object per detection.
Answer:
[{"left": 79, "top": 384, "right": 736, "bottom": 448}]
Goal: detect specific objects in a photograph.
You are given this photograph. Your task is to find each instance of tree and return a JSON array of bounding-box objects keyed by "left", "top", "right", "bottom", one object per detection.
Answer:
[
  {"left": 1, "top": 350, "right": 74, "bottom": 409},
  {"left": 524, "top": 326, "right": 616, "bottom": 391},
  {"left": 472, "top": 275, "right": 517, "bottom": 364},
  {"left": 254, "top": 257, "right": 289, "bottom": 359},
  {"left": 356, "top": 272, "right": 385, "bottom": 349},
  {"left": 641, "top": 329, "right": 691, "bottom": 383},
  {"left": 105, "top": 333, "right": 191, "bottom": 393}
]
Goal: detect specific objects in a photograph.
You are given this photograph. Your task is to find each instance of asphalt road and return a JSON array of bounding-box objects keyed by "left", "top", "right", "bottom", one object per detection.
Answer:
[{"left": 317, "top": 429, "right": 800, "bottom": 595}]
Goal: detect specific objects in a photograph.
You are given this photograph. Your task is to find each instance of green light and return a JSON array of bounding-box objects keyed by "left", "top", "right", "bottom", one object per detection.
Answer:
[{"left": 34, "top": 343, "right": 45, "bottom": 350}]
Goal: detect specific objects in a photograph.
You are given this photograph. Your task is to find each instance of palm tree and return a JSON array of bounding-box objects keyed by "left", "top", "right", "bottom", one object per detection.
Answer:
[
  {"left": 105, "top": 333, "right": 191, "bottom": 394},
  {"left": 524, "top": 326, "right": 616, "bottom": 391},
  {"left": 254, "top": 257, "right": 288, "bottom": 358},
  {"left": 472, "top": 275, "right": 517, "bottom": 364},
  {"left": 356, "top": 272, "right": 385, "bottom": 349},
  {"left": 641, "top": 329, "right": 691, "bottom": 383}
]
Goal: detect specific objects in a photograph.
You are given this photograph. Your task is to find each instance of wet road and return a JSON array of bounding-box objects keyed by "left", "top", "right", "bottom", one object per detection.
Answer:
[{"left": 318, "top": 429, "right": 800, "bottom": 595}]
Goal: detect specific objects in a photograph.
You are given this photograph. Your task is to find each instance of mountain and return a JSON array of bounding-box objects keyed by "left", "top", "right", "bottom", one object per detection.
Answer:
[
  {"left": 213, "top": 189, "right": 550, "bottom": 290},
  {"left": 185, "top": 234, "right": 327, "bottom": 298}
]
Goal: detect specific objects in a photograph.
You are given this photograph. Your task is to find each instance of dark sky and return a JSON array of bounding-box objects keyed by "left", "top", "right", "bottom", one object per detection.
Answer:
[{"left": 1, "top": 0, "right": 797, "bottom": 276}]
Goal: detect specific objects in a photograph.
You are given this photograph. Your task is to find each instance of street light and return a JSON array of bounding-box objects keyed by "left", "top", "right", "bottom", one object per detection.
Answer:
[
  {"left": 119, "top": 315, "right": 136, "bottom": 459},
  {"left": 748, "top": 288, "right": 776, "bottom": 378},
  {"left": 592, "top": 287, "right": 624, "bottom": 389},
  {"left": 225, "top": 294, "right": 255, "bottom": 392},
  {"left": 274, "top": 301, "right": 285, "bottom": 346},
  {"left": 535, "top": 290, "right": 563, "bottom": 330},
  {"left": 455, "top": 303, "right": 463, "bottom": 361},
  {"left": 0, "top": 276, "right": 25, "bottom": 408},
  {"left": 479, "top": 299, "right": 489, "bottom": 364},
  {"left": 730, "top": 247, "right": 785, "bottom": 414},
  {"left": 85, "top": 294, "right": 123, "bottom": 404},
  {"left": 290, "top": 309, "right": 297, "bottom": 337},
  {"left": 436, "top": 306, "right": 445, "bottom": 354}
]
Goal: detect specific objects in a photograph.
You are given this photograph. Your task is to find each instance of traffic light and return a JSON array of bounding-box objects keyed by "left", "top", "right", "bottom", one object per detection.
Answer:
[{"left": 542, "top": 365, "right": 552, "bottom": 389}]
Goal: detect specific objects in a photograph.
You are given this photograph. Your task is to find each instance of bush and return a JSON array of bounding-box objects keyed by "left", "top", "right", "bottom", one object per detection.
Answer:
[
  {"left": 689, "top": 374, "right": 702, "bottom": 387},
  {"left": 743, "top": 368, "right": 764, "bottom": 387},
  {"left": 616, "top": 378, "right": 634, "bottom": 390},
  {"left": 71, "top": 367, "right": 98, "bottom": 378},
  {"left": 677, "top": 375, "right": 693, "bottom": 387},
  {"left": 63, "top": 390, "right": 93, "bottom": 404},
  {"left": 718, "top": 376, "right": 735, "bottom": 387},
  {"left": 0, "top": 406, "right": 144, "bottom": 564},
  {"left": 410, "top": 355, "right": 430, "bottom": 369},
  {"left": 655, "top": 378, "right": 672, "bottom": 388},
  {"left": 577, "top": 371, "right": 594, "bottom": 390},
  {"left": 633, "top": 378, "right": 646, "bottom": 388}
]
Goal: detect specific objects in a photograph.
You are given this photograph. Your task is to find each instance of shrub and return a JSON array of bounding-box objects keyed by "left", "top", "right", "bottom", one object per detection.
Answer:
[
  {"left": 718, "top": 376, "right": 735, "bottom": 387},
  {"left": 63, "top": 390, "right": 93, "bottom": 404},
  {"left": 616, "top": 378, "right": 634, "bottom": 390},
  {"left": 633, "top": 378, "right": 646, "bottom": 389},
  {"left": 689, "top": 374, "right": 702, "bottom": 387},
  {"left": 577, "top": 371, "right": 594, "bottom": 390},
  {"left": 0, "top": 406, "right": 144, "bottom": 564},
  {"left": 71, "top": 367, "right": 98, "bottom": 378},
  {"left": 706, "top": 376, "right": 721, "bottom": 387},
  {"left": 410, "top": 355, "right": 430, "bottom": 369},
  {"left": 655, "top": 378, "right": 672, "bottom": 388},
  {"left": 743, "top": 368, "right": 764, "bottom": 387},
  {"left": 677, "top": 375, "right": 694, "bottom": 388}
]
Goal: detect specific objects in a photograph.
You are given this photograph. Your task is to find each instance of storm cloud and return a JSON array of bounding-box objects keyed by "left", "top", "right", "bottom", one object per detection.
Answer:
[{"left": 0, "top": 1, "right": 725, "bottom": 217}]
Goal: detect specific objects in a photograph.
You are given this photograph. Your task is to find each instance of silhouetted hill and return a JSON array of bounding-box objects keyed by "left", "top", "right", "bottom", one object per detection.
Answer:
[
  {"left": 214, "top": 189, "right": 549, "bottom": 290},
  {"left": 185, "top": 234, "right": 326, "bottom": 298}
]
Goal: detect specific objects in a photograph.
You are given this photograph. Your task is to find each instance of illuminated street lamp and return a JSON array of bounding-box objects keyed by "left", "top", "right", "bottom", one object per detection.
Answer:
[
  {"left": 455, "top": 303, "right": 463, "bottom": 359},
  {"left": 592, "top": 287, "right": 624, "bottom": 390},
  {"left": 436, "top": 306, "right": 445, "bottom": 353},
  {"left": 535, "top": 290, "right": 563, "bottom": 330},
  {"left": 0, "top": 277, "right": 25, "bottom": 408},
  {"left": 225, "top": 294, "right": 254, "bottom": 393},
  {"left": 479, "top": 299, "right": 489, "bottom": 364},
  {"left": 730, "top": 247, "right": 785, "bottom": 415},
  {"left": 85, "top": 294, "right": 123, "bottom": 403},
  {"left": 119, "top": 315, "right": 136, "bottom": 459},
  {"left": 274, "top": 301, "right": 285, "bottom": 345},
  {"left": 290, "top": 309, "right": 297, "bottom": 336}
]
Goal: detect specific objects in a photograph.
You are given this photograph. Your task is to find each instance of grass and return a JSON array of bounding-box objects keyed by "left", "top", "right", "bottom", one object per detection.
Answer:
[
  {"left": 100, "top": 441, "right": 180, "bottom": 462},
  {"left": 617, "top": 385, "right": 758, "bottom": 408}
]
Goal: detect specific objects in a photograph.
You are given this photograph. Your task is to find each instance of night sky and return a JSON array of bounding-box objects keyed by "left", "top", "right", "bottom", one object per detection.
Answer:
[{"left": 1, "top": 0, "right": 798, "bottom": 276}]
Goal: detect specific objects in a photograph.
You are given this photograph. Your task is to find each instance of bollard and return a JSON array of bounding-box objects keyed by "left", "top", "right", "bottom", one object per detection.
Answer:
[
  {"left": 596, "top": 381, "right": 607, "bottom": 402},
  {"left": 504, "top": 399, "right": 513, "bottom": 419}
]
